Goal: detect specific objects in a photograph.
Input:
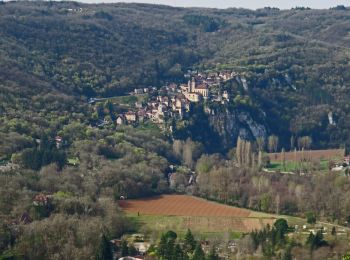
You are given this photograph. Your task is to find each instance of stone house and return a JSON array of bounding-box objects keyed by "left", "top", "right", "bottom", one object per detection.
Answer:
[
  {"left": 116, "top": 115, "right": 125, "bottom": 126},
  {"left": 125, "top": 111, "right": 137, "bottom": 123}
]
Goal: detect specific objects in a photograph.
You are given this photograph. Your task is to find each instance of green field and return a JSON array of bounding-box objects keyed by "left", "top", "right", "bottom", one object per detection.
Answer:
[
  {"left": 67, "top": 157, "right": 80, "bottom": 166},
  {"left": 267, "top": 159, "right": 330, "bottom": 173},
  {"left": 111, "top": 94, "right": 149, "bottom": 107},
  {"left": 124, "top": 212, "right": 307, "bottom": 241},
  {"left": 125, "top": 212, "right": 350, "bottom": 245},
  {"left": 128, "top": 213, "right": 247, "bottom": 239}
]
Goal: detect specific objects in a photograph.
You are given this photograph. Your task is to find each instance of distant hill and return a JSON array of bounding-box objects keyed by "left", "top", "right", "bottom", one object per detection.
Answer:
[{"left": 1, "top": 2, "right": 350, "bottom": 149}]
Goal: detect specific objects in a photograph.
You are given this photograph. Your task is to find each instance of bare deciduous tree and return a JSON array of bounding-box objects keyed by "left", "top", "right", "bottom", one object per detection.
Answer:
[{"left": 268, "top": 135, "right": 279, "bottom": 153}]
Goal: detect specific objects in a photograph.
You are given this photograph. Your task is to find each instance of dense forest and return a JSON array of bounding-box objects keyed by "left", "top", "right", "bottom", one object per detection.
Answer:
[{"left": 2, "top": 2, "right": 350, "bottom": 259}]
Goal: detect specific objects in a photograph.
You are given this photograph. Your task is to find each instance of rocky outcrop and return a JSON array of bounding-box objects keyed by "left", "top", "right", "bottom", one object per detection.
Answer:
[{"left": 208, "top": 108, "right": 268, "bottom": 150}]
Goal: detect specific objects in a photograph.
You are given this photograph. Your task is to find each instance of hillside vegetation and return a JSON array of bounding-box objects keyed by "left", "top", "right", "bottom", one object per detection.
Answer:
[
  {"left": 1, "top": 2, "right": 350, "bottom": 149},
  {"left": 2, "top": 2, "right": 350, "bottom": 259}
]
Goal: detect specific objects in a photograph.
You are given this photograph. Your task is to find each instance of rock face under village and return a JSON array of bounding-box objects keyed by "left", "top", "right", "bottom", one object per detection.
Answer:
[{"left": 208, "top": 109, "right": 268, "bottom": 150}]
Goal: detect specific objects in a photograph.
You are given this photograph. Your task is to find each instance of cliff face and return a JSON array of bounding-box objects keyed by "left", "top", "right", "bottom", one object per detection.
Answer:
[{"left": 208, "top": 109, "right": 268, "bottom": 150}]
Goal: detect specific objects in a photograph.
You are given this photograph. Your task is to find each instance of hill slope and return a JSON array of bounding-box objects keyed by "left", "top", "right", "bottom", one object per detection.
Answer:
[{"left": 1, "top": 2, "right": 350, "bottom": 149}]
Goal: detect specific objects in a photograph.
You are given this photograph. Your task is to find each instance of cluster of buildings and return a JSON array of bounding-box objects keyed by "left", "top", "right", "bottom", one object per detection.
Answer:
[
  {"left": 116, "top": 93, "right": 191, "bottom": 126},
  {"left": 182, "top": 70, "right": 237, "bottom": 102},
  {"left": 115, "top": 71, "right": 239, "bottom": 126}
]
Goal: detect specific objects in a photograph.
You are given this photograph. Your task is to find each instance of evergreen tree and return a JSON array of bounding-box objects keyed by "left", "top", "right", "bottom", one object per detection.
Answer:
[
  {"left": 207, "top": 246, "right": 219, "bottom": 260},
  {"left": 306, "top": 212, "right": 316, "bottom": 224},
  {"left": 128, "top": 244, "right": 138, "bottom": 256},
  {"left": 172, "top": 244, "right": 183, "bottom": 259},
  {"left": 39, "top": 133, "right": 51, "bottom": 150},
  {"left": 306, "top": 232, "right": 316, "bottom": 251},
  {"left": 193, "top": 242, "right": 205, "bottom": 260},
  {"left": 282, "top": 246, "right": 292, "bottom": 260},
  {"left": 306, "top": 230, "right": 326, "bottom": 251},
  {"left": 158, "top": 234, "right": 168, "bottom": 257},
  {"left": 121, "top": 240, "right": 129, "bottom": 257},
  {"left": 95, "top": 234, "right": 113, "bottom": 260},
  {"left": 262, "top": 240, "right": 274, "bottom": 258},
  {"left": 274, "top": 219, "right": 289, "bottom": 236},
  {"left": 184, "top": 229, "right": 196, "bottom": 254},
  {"left": 165, "top": 230, "right": 177, "bottom": 241},
  {"left": 53, "top": 150, "right": 67, "bottom": 170},
  {"left": 165, "top": 236, "right": 175, "bottom": 259}
]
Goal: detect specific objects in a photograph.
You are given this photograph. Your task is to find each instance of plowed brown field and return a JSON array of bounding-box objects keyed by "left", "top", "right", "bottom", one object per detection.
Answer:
[
  {"left": 119, "top": 195, "right": 278, "bottom": 232},
  {"left": 119, "top": 195, "right": 251, "bottom": 217}
]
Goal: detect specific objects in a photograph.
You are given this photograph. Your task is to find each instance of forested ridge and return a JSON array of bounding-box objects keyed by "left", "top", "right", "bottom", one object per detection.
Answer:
[
  {"left": 1, "top": 2, "right": 350, "bottom": 148},
  {"left": 2, "top": 2, "right": 350, "bottom": 259}
]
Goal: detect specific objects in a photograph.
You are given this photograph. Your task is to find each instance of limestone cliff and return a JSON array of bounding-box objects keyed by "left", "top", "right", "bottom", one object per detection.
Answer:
[{"left": 208, "top": 108, "right": 268, "bottom": 150}]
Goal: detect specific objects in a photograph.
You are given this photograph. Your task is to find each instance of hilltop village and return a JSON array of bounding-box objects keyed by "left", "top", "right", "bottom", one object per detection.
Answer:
[{"left": 105, "top": 71, "right": 247, "bottom": 127}]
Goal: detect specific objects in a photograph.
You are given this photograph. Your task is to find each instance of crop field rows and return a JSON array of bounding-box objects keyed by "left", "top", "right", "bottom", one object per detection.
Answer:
[{"left": 119, "top": 195, "right": 277, "bottom": 233}]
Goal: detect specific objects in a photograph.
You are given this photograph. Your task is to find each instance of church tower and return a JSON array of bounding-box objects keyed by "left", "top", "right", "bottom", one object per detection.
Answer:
[{"left": 190, "top": 78, "right": 196, "bottom": 92}]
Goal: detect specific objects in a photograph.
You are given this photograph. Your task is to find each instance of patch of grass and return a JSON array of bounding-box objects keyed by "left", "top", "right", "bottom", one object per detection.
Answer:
[
  {"left": 268, "top": 161, "right": 299, "bottom": 172},
  {"left": 67, "top": 157, "right": 80, "bottom": 166},
  {"left": 125, "top": 213, "right": 278, "bottom": 239},
  {"left": 125, "top": 211, "right": 349, "bottom": 243},
  {"left": 267, "top": 159, "right": 330, "bottom": 173},
  {"left": 136, "top": 122, "right": 159, "bottom": 132},
  {"left": 112, "top": 94, "right": 148, "bottom": 107},
  {"left": 249, "top": 211, "right": 278, "bottom": 218}
]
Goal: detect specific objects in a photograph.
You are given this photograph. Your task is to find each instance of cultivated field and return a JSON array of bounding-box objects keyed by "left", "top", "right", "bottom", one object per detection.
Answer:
[
  {"left": 119, "top": 195, "right": 252, "bottom": 217},
  {"left": 119, "top": 195, "right": 279, "bottom": 234},
  {"left": 267, "top": 149, "right": 344, "bottom": 162}
]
